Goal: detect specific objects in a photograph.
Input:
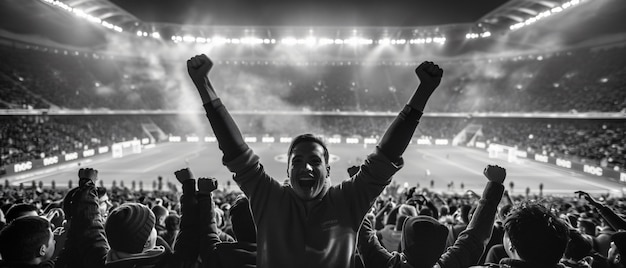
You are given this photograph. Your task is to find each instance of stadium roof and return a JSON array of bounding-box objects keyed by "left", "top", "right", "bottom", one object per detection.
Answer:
[
  {"left": 109, "top": 0, "right": 503, "bottom": 27},
  {"left": 0, "top": 0, "right": 625, "bottom": 52}
]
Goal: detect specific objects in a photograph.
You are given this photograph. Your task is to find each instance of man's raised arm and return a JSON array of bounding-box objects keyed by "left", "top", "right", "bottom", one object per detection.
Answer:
[
  {"left": 187, "top": 54, "right": 248, "bottom": 162},
  {"left": 377, "top": 61, "right": 443, "bottom": 162}
]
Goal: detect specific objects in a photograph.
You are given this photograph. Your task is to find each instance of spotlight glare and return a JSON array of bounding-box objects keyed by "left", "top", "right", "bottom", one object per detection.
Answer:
[
  {"left": 183, "top": 35, "right": 195, "bottom": 43},
  {"left": 319, "top": 38, "right": 334, "bottom": 45},
  {"left": 304, "top": 37, "right": 317, "bottom": 46},
  {"left": 379, "top": 38, "right": 391, "bottom": 45},
  {"left": 281, "top": 37, "right": 297, "bottom": 45},
  {"left": 213, "top": 37, "right": 227, "bottom": 45}
]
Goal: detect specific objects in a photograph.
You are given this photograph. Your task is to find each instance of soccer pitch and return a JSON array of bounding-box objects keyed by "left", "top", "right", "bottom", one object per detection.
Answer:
[{"left": 8, "top": 142, "right": 624, "bottom": 196}]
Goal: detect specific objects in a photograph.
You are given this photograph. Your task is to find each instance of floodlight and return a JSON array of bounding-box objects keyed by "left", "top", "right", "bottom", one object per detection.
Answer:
[{"left": 183, "top": 35, "right": 195, "bottom": 43}]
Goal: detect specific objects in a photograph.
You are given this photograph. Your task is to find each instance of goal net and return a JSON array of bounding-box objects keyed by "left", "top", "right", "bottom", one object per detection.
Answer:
[{"left": 487, "top": 143, "right": 518, "bottom": 163}]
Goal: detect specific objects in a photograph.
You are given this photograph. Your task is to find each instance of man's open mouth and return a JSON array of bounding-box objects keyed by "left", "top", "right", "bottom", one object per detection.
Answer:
[{"left": 299, "top": 178, "right": 316, "bottom": 188}]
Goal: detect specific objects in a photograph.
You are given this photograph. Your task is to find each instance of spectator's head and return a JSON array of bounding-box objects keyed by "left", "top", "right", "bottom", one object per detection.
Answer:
[
  {"left": 609, "top": 231, "right": 626, "bottom": 267},
  {"left": 164, "top": 215, "right": 180, "bottom": 232},
  {"left": 105, "top": 203, "right": 156, "bottom": 254},
  {"left": 6, "top": 203, "right": 38, "bottom": 223},
  {"left": 405, "top": 187, "right": 417, "bottom": 201},
  {"left": 503, "top": 202, "right": 569, "bottom": 266},
  {"left": 395, "top": 215, "right": 409, "bottom": 231},
  {"left": 577, "top": 218, "right": 597, "bottom": 236},
  {"left": 385, "top": 206, "right": 400, "bottom": 226},
  {"left": 215, "top": 207, "right": 225, "bottom": 228},
  {"left": 498, "top": 204, "right": 513, "bottom": 222},
  {"left": 401, "top": 216, "right": 449, "bottom": 268},
  {"left": 564, "top": 230, "right": 592, "bottom": 262},
  {"left": 97, "top": 187, "right": 111, "bottom": 217},
  {"left": 418, "top": 207, "right": 433, "bottom": 217},
  {"left": 439, "top": 206, "right": 449, "bottom": 217},
  {"left": 230, "top": 196, "right": 256, "bottom": 243},
  {"left": 398, "top": 204, "right": 418, "bottom": 218},
  {"left": 287, "top": 134, "right": 330, "bottom": 201},
  {"left": 151, "top": 205, "right": 168, "bottom": 226},
  {"left": 0, "top": 216, "right": 55, "bottom": 264},
  {"left": 458, "top": 204, "right": 471, "bottom": 224}
]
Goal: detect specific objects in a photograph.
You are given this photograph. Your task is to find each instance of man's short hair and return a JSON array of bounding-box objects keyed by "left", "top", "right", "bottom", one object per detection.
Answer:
[
  {"left": 151, "top": 205, "right": 168, "bottom": 220},
  {"left": 0, "top": 216, "right": 51, "bottom": 262},
  {"left": 287, "top": 134, "right": 329, "bottom": 163},
  {"left": 6, "top": 203, "right": 38, "bottom": 223},
  {"left": 504, "top": 202, "right": 569, "bottom": 266},
  {"left": 164, "top": 215, "right": 180, "bottom": 231}
]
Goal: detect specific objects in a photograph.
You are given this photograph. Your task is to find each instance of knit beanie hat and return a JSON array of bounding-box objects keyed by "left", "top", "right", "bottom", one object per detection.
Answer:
[
  {"left": 401, "top": 216, "right": 449, "bottom": 268},
  {"left": 105, "top": 203, "right": 155, "bottom": 254}
]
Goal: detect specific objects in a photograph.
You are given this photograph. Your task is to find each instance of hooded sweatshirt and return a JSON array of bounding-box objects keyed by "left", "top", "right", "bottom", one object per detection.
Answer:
[{"left": 203, "top": 97, "right": 425, "bottom": 268}]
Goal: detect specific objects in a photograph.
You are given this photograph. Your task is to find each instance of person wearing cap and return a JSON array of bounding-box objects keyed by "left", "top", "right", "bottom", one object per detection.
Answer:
[
  {"left": 357, "top": 164, "right": 506, "bottom": 268},
  {"left": 187, "top": 54, "right": 443, "bottom": 268}
]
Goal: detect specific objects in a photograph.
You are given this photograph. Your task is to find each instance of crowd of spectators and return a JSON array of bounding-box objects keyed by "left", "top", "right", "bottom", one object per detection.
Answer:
[
  {"left": 1, "top": 44, "right": 625, "bottom": 113},
  {"left": 0, "top": 116, "right": 145, "bottom": 166},
  {"left": 478, "top": 119, "right": 626, "bottom": 171},
  {"left": 0, "top": 46, "right": 170, "bottom": 110},
  {"left": 0, "top": 166, "right": 625, "bottom": 267}
]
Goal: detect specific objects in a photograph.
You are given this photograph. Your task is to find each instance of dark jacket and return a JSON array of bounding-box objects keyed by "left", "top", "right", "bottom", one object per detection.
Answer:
[
  {"left": 56, "top": 182, "right": 108, "bottom": 268},
  {"left": 473, "top": 258, "right": 567, "bottom": 268},
  {"left": 0, "top": 260, "right": 55, "bottom": 268}
]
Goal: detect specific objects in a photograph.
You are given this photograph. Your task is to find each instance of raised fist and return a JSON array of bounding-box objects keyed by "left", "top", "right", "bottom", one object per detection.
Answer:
[
  {"left": 174, "top": 168, "right": 194, "bottom": 184},
  {"left": 415, "top": 61, "right": 443, "bottom": 91},
  {"left": 575, "top": 191, "right": 600, "bottom": 206},
  {"left": 198, "top": 177, "right": 218, "bottom": 194},
  {"left": 483, "top": 165, "right": 506, "bottom": 184},
  {"left": 187, "top": 54, "right": 213, "bottom": 88},
  {"left": 78, "top": 168, "right": 98, "bottom": 187}
]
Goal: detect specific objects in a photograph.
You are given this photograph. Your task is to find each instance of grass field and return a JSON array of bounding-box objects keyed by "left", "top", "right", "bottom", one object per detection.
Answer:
[{"left": 7, "top": 142, "right": 625, "bottom": 196}]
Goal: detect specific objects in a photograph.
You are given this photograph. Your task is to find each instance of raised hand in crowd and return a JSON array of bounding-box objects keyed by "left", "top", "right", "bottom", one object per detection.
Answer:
[
  {"left": 197, "top": 177, "right": 218, "bottom": 195},
  {"left": 408, "top": 61, "right": 444, "bottom": 111},
  {"left": 576, "top": 190, "right": 601, "bottom": 207},
  {"left": 576, "top": 190, "right": 626, "bottom": 232},
  {"left": 56, "top": 167, "right": 108, "bottom": 268},
  {"left": 483, "top": 165, "right": 506, "bottom": 184},
  {"left": 187, "top": 54, "right": 217, "bottom": 104},
  {"left": 78, "top": 167, "right": 98, "bottom": 187}
]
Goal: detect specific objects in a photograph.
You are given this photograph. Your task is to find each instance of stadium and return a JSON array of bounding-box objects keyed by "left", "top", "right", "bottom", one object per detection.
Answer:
[{"left": 0, "top": 0, "right": 626, "bottom": 266}]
